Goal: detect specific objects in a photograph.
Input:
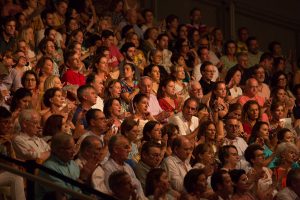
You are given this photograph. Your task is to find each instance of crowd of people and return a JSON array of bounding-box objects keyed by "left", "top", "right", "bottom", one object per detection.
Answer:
[{"left": 1, "top": 0, "right": 300, "bottom": 199}]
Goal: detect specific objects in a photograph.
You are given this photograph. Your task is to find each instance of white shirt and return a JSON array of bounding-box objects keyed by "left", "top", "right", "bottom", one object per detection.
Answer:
[
  {"left": 13, "top": 132, "right": 50, "bottom": 160},
  {"left": 168, "top": 112, "right": 199, "bottom": 136},
  {"left": 162, "top": 155, "right": 192, "bottom": 192},
  {"left": 148, "top": 93, "right": 163, "bottom": 116},
  {"left": 91, "top": 96, "right": 104, "bottom": 111},
  {"left": 103, "top": 158, "right": 146, "bottom": 200},
  {"left": 276, "top": 187, "right": 299, "bottom": 200},
  {"left": 75, "top": 158, "right": 109, "bottom": 194}
]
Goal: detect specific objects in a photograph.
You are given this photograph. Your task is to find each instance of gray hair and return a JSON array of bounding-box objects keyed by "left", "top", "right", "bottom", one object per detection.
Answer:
[
  {"left": 276, "top": 142, "right": 299, "bottom": 158},
  {"left": 19, "top": 109, "right": 39, "bottom": 128},
  {"left": 188, "top": 80, "right": 201, "bottom": 92}
]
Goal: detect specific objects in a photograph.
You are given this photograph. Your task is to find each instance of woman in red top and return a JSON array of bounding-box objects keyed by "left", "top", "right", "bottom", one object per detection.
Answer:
[{"left": 157, "top": 77, "right": 182, "bottom": 115}]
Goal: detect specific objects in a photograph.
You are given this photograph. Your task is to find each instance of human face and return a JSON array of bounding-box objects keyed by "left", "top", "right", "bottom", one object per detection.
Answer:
[
  {"left": 149, "top": 124, "right": 162, "bottom": 141},
  {"left": 273, "top": 105, "right": 284, "bottom": 120},
  {"left": 231, "top": 109, "right": 242, "bottom": 120},
  {"left": 68, "top": 53, "right": 81, "bottom": 70},
  {"left": 200, "top": 49, "right": 210, "bottom": 61},
  {"left": 206, "top": 124, "right": 216, "bottom": 140},
  {"left": 157, "top": 36, "right": 168, "bottom": 50},
  {"left": 254, "top": 67, "right": 265, "bottom": 83},
  {"left": 247, "top": 79, "right": 258, "bottom": 97},
  {"left": 248, "top": 40, "right": 259, "bottom": 54},
  {"left": 238, "top": 55, "right": 248, "bottom": 69},
  {"left": 149, "top": 28, "right": 158, "bottom": 41},
  {"left": 97, "top": 57, "right": 109, "bottom": 73},
  {"left": 18, "top": 14, "right": 27, "bottom": 27},
  {"left": 276, "top": 89, "right": 286, "bottom": 103},
  {"left": 73, "top": 44, "right": 82, "bottom": 55},
  {"left": 152, "top": 51, "right": 162, "bottom": 65},
  {"left": 239, "top": 29, "right": 248, "bottom": 42},
  {"left": 163, "top": 81, "right": 175, "bottom": 97},
  {"left": 195, "top": 174, "right": 207, "bottom": 193},
  {"left": 69, "top": 19, "right": 79, "bottom": 31},
  {"left": 190, "top": 83, "right": 203, "bottom": 100},
  {"left": 126, "top": 47, "right": 135, "bottom": 61},
  {"left": 177, "top": 56, "right": 185, "bottom": 66},
  {"left": 124, "top": 64, "right": 134, "bottom": 79},
  {"left": 158, "top": 172, "right": 170, "bottom": 192},
  {"left": 179, "top": 26, "right": 188, "bottom": 39},
  {"left": 236, "top": 174, "right": 251, "bottom": 192},
  {"left": 24, "top": 74, "right": 37, "bottom": 90},
  {"left": 285, "top": 148, "right": 298, "bottom": 164},
  {"left": 180, "top": 40, "right": 189, "bottom": 54},
  {"left": 143, "top": 147, "right": 161, "bottom": 168},
  {"left": 227, "top": 147, "right": 239, "bottom": 166},
  {"left": 125, "top": 125, "right": 139, "bottom": 142},
  {"left": 23, "top": 113, "right": 41, "bottom": 136},
  {"left": 74, "top": 31, "right": 84, "bottom": 44},
  {"left": 51, "top": 90, "right": 64, "bottom": 107},
  {"left": 48, "top": 29, "right": 57, "bottom": 40},
  {"left": 56, "top": 139, "right": 75, "bottom": 162},
  {"left": 145, "top": 11, "right": 154, "bottom": 23},
  {"left": 135, "top": 97, "right": 149, "bottom": 114},
  {"left": 175, "top": 138, "right": 193, "bottom": 161},
  {"left": 150, "top": 66, "right": 160, "bottom": 82},
  {"left": 232, "top": 70, "right": 242, "bottom": 85},
  {"left": 53, "top": 77, "right": 62, "bottom": 89},
  {"left": 110, "top": 99, "right": 122, "bottom": 117},
  {"left": 103, "top": 36, "right": 114, "bottom": 47},
  {"left": 139, "top": 78, "right": 153, "bottom": 97},
  {"left": 222, "top": 173, "right": 234, "bottom": 194},
  {"left": 277, "top": 75, "right": 287, "bottom": 88},
  {"left": 182, "top": 100, "right": 197, "bottom": 121},
  {"left": 258, "top": 124, "right": 269, "bottom": 140},
  {"left": 93, "top": 111, "right": 108, "bottom": 132},
  {"left": 16, "top": 52, "right": 27, "bottom": 66},
  {"left": 225, "top": 119, "right": 240, "bottom": 139},
  {"left": 42, "top": 59, "right": 54, "bottom": 75},
  {"left": 56, "top": 2, "right": 68, "bottom": 16},
  {"left": 91, "top": 75, "right": 104, "bottom": 95},
  {"left": 192, "top": 30, "right": 200, "bottom": 43},
  {"left": 116, "top": 175, "right": 134, "bottom": 200},
  {"left": 215, "top": 29, "right": 223, "bottom": 41},
  {"left": 18, "top": 41, "right": 28, "bottom": 53},
  {"left": 114, "top": 137, "right": 131, "bottom": 161},
  {"left": 130, "top": 34, "right": 139, "bottom": 47},
  {"left": 18, "top": 96, "right": 32, "bottom": 110},
  {"left": 281, "top": 131, "right": 294, "bottom": 143},
  {"left": 202, "top": 64, "right": 215, "bottom": 81},
  {"left": 214, "top": 83, "right": 226, "bottom": 98},
  {"left": 46, "top": 41, "right": 55, "bottom": 54},
  {"left": 175, "top": 66, "right": 185, "bottom": 80},
  {"left": 109, "top": 82, "right": 121, "bottom": 98},
  {"left": 4, "top": 20, "right": 16, "bottom": 36},
  {"left": 199, "top": 150, "right": 214, "bottom": 164},
  {"left": 252, "top": 149, "right": 264, "bottom": 166},
  {"left": 227, "top": 43, "right": 236, "bottom": 56},
  {"left": 45, "top": 13, "right": 54, "bottom": 26},
  {"left": 84, "top": 88, "right": 97, "bottom": 105},
  {"left": 248, "top": 104, "right": 259, "bottom": 120},
  {"left": 0, "top": 117, "right": 13, "bottom": 136}
]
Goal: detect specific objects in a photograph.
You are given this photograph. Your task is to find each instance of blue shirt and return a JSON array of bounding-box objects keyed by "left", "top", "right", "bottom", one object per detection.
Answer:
[{"left": 35, "top": 155, "right": 81, "bottom": 200}]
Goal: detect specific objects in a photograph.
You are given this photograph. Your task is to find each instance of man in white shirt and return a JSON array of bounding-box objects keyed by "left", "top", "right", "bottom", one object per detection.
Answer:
[
  {"left": 13, "top": 109, "right": 50, "bottom": 161},
  {"left": 76, "top": 135, "right": 108, "bottom": 194},
  {"left": 103, "top": 135, "right": 146, "bottom": 199},
  {"left": 163, "top": 136, "right": 192, "bottom": 192},
  {"left": 86, "top": 73, "right": 104, "bottom": 111},
  {"left": 169, "top": 98, "right": 199, "bottom": 140},
  {"left": 139, "top": 76, "right": 170, "bottom": 122}
]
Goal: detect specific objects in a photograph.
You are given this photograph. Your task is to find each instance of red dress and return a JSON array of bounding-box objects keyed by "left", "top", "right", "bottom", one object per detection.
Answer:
[{"left": 158, "top": 98, "right": 181, "bottom": 113}]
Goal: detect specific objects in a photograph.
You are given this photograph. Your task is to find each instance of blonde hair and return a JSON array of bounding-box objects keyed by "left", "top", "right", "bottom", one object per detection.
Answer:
[{"left": 44, "top": 75, "right": 59, "bottom": 91}]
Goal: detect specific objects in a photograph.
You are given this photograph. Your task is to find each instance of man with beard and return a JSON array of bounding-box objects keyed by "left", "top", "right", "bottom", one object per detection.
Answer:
[
  {"left": 119, "top": 42, "right": 140, "bottom": 80},
  {"left": 246, "top": 36, "right": 263, "bottom": 67}
]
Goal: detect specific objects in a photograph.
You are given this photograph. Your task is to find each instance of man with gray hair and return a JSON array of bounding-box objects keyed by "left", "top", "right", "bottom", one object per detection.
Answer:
[
  {"left": 13, "top": 109, "right": 50, "bottom": 161},
  {"left": 103, "top": 135, "right": 146, "bottom": 199},
  {"left": 139, "top": 76, "right": 170, "bottom": 122}
]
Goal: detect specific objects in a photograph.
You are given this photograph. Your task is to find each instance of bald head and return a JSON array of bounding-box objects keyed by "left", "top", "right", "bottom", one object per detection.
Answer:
[
  {"left": 189, "top": 81, "right": 203, "bottom": 100},
  {"left": 246, "top": 78, "right": 258, "bottom": 97}
]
